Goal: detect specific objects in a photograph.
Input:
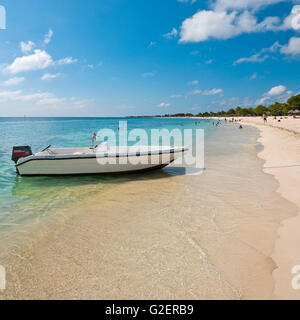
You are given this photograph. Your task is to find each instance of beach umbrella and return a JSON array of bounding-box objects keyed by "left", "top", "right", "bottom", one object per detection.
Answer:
[{"left": 288, "top": 109, "right": 300, "bottom": 115}]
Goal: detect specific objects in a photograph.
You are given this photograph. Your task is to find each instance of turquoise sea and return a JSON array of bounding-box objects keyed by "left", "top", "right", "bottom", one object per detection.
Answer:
[{"left": 0, "top": 117, "right": 216, "bottom": 253}]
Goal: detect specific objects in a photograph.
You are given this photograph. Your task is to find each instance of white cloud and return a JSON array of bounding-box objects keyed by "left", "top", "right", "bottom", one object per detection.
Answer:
[
  {"left": 5, "top": 29, "right": 77, "bottom": 75},
  {"left": 188, "top": 80, "right": 199, "bottom": 85},
  {"left": 20, "top": 41, "right": 35, "bottom": 54},
  {"left": 233, "top": 41, "right": 280, "bottom": 65},
  {"left": 177, "top": 1, "right": 300, "bottom": 44},
  {"left": 178, "top": 0, "right": 197, "bottom": 3},
  {"left": 20, "top": 93, "right": 53, "bottom": 102},
  {"left": 0, "top": 90, "right": 51, "bottom": 102},
  {"left": 0, "top": 89, "right": 89, "bottom": 108},
  {"left": 157, "top": 102, "right": 171, "bottom": 107},
  {"left": 170, "top": 94, "right": 185, "bottom": 98},
  {"left": 164, "top": 28, "right": 178, "bottom": 39},
  {"left": 234, "top": 52, "right": 269, "bottom": 65},
  {"left": 189, "top": 89, "right": 202, "bottom": 95},
  {"left": 3, "top": 77, "right": 25, "bottom": 86},
  {"left": 44, "top": 29, "right": 53, "bottom": 45},
  {"left": 4, "top": 49, "right": 78, "bottom": 74},
  {"left": 57, "top": 57, "right": 78, "bottom": 65},
  {"left": 36, "top": 96, "right": 91, "bottom": 108},
  {"left": 5, "top": 50, "right": 53, "bottom": 74},
  {"left": 189, "top": 88, "right": 223, "bottom": 95},
  {"left": 147, "top": 41, "right": 157, "bottom": 48},
  {"left": 213, "top": 0, "right": 286, "bottom": 11},
  {"left": 41, "top": 73, "right": 60, "bottom": 81},
  {"left": 180, "top": 10, "right": 237, "bottom": 42},
  {"left": 202, "top": 88, "right": 223, "bottom": 95},
  {"left": 280, "top": 37, "right": 300, "bottom": 55},
  {"left": 216, "top": 96, "right": 255, "bottom": 109},
  {"left": 0, "top": 90, "right": 22, "bottom": 101},
  {"left": 234, "top": 37, "right": 300, "bottom": 65},
  {"left": 180, "top": 9, "right": 281, "bottom": 42},
  {"left": 142, "top": 72, "right": 156, "bottom": 77},
  {"left": 257, "top": 84, "right": 291, "bottom": 104},
  {"left": 257, "top": 96, "right": 270, "bottom": 105},
  {"left": 266, "top": 85, "right": 288, "bottom": 96},
  {"left": 190, "top": 50, "right": 199, "bottom": 56},
  {"left": 281, "top": 7, "right": 300, "bottom": 31},
  {"left": 250, "top": 72, "right": 257, "bottom": 80}
]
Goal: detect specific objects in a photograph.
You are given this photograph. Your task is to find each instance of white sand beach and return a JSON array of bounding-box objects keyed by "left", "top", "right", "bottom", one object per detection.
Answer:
[{"left": 241, "top": 116, "right": 300, "bottom": 299}]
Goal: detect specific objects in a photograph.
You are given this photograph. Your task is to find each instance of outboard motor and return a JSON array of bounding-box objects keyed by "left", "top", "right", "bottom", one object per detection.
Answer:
[{"left": 11, "top": 146, "right": 32, "bottom": 163}]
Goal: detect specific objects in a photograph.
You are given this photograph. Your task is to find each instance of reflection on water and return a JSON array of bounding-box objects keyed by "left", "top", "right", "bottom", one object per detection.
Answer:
[
  {"left": 6, "top": 165, "right": 200, "bottom": 233},
  {"left": 5, "top": 169, "right": 176, "bottom": 226}
]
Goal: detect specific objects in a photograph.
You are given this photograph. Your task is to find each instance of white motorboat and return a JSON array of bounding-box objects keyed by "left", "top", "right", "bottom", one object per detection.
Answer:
[{"left": 12, "top": 144, "right": 187, "bottom": 176}]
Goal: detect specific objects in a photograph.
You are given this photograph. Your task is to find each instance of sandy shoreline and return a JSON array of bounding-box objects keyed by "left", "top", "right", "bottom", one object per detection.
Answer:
[
  {"left": 241, "top": 117, "right": 300, "bottom": 299},
  {"left": 0, "top": 118, "right": 299, "bottom": 300}
]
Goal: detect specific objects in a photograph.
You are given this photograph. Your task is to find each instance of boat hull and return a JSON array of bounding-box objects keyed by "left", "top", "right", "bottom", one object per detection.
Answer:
[{"left": 16, "top": 150, "right": 184, "bottom": 176}]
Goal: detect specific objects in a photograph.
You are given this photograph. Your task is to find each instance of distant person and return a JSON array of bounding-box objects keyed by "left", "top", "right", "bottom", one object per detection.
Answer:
[
  {"left": 263, "top": 114, "right": 267, "bottom": 123},
  {"left": 239, "top": 125, "right": 243, "bottom": 129}
]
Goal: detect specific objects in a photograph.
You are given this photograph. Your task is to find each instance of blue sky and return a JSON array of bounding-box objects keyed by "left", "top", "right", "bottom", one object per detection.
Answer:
[{"left": 0, "top": 0, "right": 300, "bottom": 116}]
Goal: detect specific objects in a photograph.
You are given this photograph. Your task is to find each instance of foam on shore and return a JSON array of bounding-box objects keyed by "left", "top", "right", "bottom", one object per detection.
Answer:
[{"left": 241, "top": 117, "right": 300, "bottom": 299}]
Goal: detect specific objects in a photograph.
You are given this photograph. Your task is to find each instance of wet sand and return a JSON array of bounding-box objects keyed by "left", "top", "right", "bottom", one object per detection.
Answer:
[
  {"left": 0, "top": 124, "right": 297, "bottom": 300},
  {"left": 241, "top": 117, "right": 300, "bottom": 299}
]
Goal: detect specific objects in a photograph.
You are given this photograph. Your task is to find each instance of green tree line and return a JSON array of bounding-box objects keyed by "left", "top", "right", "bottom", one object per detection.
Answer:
[{"left": 160, "top": 93, "right": 300, "bottom": 118}]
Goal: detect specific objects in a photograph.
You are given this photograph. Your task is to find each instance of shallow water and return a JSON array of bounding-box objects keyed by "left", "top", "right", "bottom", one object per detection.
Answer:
[
  {"left": 0, "top": 117, "right": 210, "bottom": 257},
  {"left": 0, "top": 118, "right": 297, "bottom": 299}
]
